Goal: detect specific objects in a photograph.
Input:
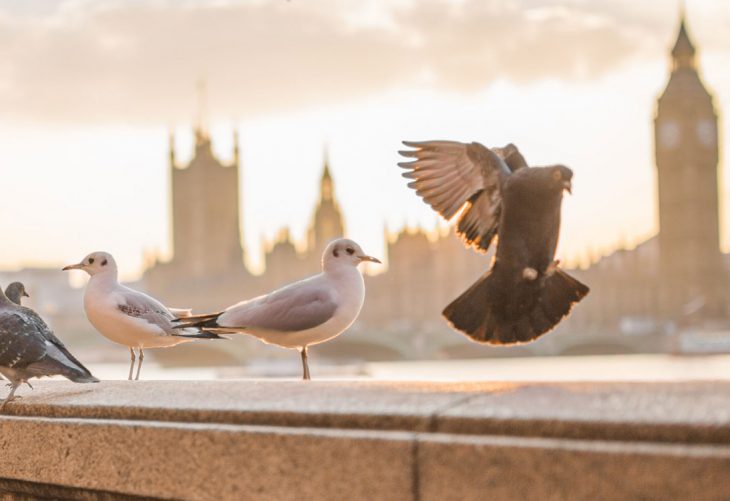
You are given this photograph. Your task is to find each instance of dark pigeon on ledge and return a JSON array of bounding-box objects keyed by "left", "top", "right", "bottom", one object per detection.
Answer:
[
  {"left": 399, "top": 140, "right": 589, "bottom": 345},
  {"left": 5, "top": 282, "right": 30, "bottom": 306},
  {"left": 0, "top": 285, "right": 98, "bottom": 410}
]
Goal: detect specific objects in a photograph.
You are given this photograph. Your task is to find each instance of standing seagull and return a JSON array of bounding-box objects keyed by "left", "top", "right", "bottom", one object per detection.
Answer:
[
  {"left": 4, "top": 282, "right": 29, "bottom": 306},
  {"left": 63, "top": 252, "right": 224, "bottom": 380},
  {"left": 399, "top": 140, "right": 589, "bottom": 344},
  {"left": 174, "top": 238, "right": 380, "bottom": 380},
  {"left": 0, "top": 285, "right": 98, "bottom": 410}
]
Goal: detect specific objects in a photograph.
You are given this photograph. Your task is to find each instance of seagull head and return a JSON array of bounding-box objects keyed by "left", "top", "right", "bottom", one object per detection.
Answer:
[
  {"left": 323, "top": 238, "right": 381, "bottom": 272},
  {"left": 547, "top": 165, "right": 573, "bottom": 194},
  {"left": 63, "top": 251, "right": 117, "bottom": 277}
]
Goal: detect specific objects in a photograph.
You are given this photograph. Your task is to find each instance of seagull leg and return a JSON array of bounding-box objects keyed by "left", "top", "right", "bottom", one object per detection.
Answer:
[
  {"left": 300, "top": 346, "right": 311, "bottom": 381},
  {"left": 26, "top": 381, "right": 33, "bottom": 390},
  {"left": 0, "top": 382, "right": 20, "bottom": 412},
  {"left": 135, "top": 348, "right": 144, "bottom": 381},
  {"left": 128, "top": 348, "right": 136, "bottom": 381}
]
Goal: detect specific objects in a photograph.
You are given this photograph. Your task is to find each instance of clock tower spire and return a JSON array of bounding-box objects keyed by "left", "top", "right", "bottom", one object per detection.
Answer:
[{"left": 654, "top": 10, "right": 723, "bottom": 319}]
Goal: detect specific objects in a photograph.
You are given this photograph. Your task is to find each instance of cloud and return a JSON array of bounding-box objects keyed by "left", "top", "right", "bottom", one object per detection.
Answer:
[{"left": 0, "top": 0, "right": 661, "bottom": 123}]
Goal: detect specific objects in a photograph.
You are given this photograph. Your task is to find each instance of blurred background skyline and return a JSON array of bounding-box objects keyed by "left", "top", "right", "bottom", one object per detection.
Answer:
[{"left": 1, "top": 0, "right": 729, "bottom": 280}]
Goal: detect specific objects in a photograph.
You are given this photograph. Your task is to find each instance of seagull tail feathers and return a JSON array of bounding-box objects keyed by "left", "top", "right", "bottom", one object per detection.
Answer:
[
  {"left": 173, "top": 328, "right": 227, "bottom": 340},
  {"left": 443, "top": 268, "right": 589, "bottom": 345},
  {"left": 172, "top": 311, "right": 224, "bottom": 330}
]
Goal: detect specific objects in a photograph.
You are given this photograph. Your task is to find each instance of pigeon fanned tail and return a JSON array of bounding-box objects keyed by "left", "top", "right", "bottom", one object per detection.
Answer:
[{"left": 443, "top": 268, "right": 589, "bottom": 345}]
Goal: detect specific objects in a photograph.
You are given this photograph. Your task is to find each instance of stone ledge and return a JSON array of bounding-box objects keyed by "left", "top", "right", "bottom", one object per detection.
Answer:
[
  {"left": 0, "top": 380, "right": 728, "bottom": 500},
  {"left": 2, "top": 380, "right": 729, "bottom": 443}
]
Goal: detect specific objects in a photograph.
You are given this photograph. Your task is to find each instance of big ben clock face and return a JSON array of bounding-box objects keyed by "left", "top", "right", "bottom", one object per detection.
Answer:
[
  {"left": 696, "top": 119, "right": 716, "bottom": 146},
  {"left": 659, "top": 121, "right": 680, "bottom": 149}
]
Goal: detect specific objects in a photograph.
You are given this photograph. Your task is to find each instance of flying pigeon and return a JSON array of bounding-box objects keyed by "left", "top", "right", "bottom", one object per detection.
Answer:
[
  {"left": 0, "top": 284, "right": 98, "bottom": 410},
  {"left": 4, "top": 282, "right": 29, "bottom": 306},
  {"left": 398, "top": 140, "right": 589, "bottom": 344},
  {"left": 174, "top": 238, "right": 381, "bottom": 380},
  {"left": 63, "top": 252, "right": 224, "bottom": 380}
]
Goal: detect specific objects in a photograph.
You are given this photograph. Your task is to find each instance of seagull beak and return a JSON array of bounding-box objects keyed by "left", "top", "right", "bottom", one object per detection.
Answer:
[
  {"left": 62, "top": 263, "right": 84, "bottom": 271},
  {"left": 563, "top": 180, "right": 572, "bottom": 195},
  {"left": 22, "top": 291, "right": 29, "bottom": 298},
  {"left": 358, "top": 255, "right": 382, "bottom": 264}
]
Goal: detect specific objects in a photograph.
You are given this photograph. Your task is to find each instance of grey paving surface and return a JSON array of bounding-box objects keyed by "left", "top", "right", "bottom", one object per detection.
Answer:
[{"left": 2, "top": 380, "right": 729, "bottom": 443}]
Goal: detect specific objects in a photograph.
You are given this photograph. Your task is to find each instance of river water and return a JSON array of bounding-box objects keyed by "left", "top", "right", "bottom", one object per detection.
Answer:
[{"left": 83, "top": 353, "right": 730, "bottom": 382}]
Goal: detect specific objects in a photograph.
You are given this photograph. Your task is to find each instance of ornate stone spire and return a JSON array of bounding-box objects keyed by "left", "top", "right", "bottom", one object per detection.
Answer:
[
  {"left": 320, "top": 145, "right": 333, "bottom": 201},
  {"left": 671, "top": 11, "right": 696, "bottom": 70},
  {"left": 168, "top": 129, "right": 176, "bottom": 168},
  {"left": 233, "top": 128, "right": 240, "bottom": 167},
  {"left": 195, "top": 79, "right": 209, "bottom": 145}
]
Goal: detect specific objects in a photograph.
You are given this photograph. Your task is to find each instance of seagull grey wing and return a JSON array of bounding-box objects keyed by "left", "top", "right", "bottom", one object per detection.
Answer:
[
  {"left": 117, "top": 290, "right": 177, "bottom": 336},
  {"left": 0, "top": 312, "right": 47, "bottom": 369},
  {"left": 221, "top": 285, "right": 338, "bottom": 332},
  {"left": 399, "top": 140, "right": 510, "bottom": 252}
]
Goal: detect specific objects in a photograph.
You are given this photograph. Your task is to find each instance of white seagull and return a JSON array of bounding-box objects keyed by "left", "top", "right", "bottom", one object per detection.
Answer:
[
  {"left": 174, "top": 238, "right": 381, "bottom": 379},
  {"left": 63, "top": 251, "right": 224, "bottom": 380}
]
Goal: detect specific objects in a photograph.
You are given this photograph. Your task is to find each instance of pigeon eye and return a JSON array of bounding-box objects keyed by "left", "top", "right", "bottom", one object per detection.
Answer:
[
  {"left": 346, "top": 248, "right": 355, "bottom": 255},
  {"left": 88, "top": 258, "right": 95, "bottom": 265}
]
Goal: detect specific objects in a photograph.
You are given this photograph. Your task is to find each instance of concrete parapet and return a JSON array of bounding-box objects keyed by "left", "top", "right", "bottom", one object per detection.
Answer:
[{"left": 0, "top": 380, "right": 727, "bottom": 499}]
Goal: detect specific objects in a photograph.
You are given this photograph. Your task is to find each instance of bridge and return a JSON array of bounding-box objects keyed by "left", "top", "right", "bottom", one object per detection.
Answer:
[{"left": 156, "top": 327, "right": 653, "bottom": 367}]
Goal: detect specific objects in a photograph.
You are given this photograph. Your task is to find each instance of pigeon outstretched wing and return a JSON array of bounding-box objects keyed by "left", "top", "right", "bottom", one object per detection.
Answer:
[{"left": 399, "top": 140, "right": 525, "bottom": 252}]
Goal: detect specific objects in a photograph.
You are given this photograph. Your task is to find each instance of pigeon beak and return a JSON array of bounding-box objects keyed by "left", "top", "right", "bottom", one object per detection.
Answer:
[
  {"left": 563, "top": 180, "right": 572, "bottom": 195},
  {"left": 62, "top": 263, "right": 84, "bottom": 271},
  {"left": 358, "top": 255, "right": 382, "bottom": 264}
]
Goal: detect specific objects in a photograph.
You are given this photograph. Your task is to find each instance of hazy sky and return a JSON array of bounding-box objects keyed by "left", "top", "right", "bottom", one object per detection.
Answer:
[{"left": 1, "top": 0, "right": 729, "bottom": 279}]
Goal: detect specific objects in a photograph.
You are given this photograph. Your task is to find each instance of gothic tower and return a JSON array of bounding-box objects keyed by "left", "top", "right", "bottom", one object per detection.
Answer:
[
  {"left": 654, "top": 12, "right": 723, "bottom": 318},
  {"left": 307, "top": 149, "right": 345, "bottom": 258},
  {"left": 169, "top": 126, "right": 245, "bottom": 278}
]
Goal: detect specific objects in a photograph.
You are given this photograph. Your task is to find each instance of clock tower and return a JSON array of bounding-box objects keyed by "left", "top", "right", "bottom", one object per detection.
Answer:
[{"left": 655, "top": 12, "right": 724, "bottom": 319}]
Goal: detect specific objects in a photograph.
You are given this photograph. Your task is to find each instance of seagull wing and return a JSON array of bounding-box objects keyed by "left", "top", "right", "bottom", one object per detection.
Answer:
[
  {"left": 116, "top": 287, "right": 178, "bottom": 336},
  {"left": 399, "top": 140, "right": 522, "bottom": 252},
  {"left": 219, "top": 280, "right": 338, "bottom": 333}
]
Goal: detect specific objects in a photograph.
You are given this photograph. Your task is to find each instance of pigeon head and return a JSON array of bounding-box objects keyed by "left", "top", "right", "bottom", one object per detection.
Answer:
[
  {"left": 545, "top": 165, "right": 573, "bottom": 194},
  {"left": 63, "top": 251, "right": 117, "bottom": 277},
  {"left": 5, "top": 282, "right": 29, "bottom": 305},
  {"left": 323, "top": 238, "right": 381, "bottom": 271}
]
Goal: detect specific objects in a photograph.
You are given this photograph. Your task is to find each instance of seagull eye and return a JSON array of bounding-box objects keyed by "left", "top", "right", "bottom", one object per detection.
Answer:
[
  {"left": 101, "top": 259, "right": 108, "bottom": 266},
  {"left": 346, "top": 248, "right": 355, "bottom": 255},
  {"left": 333, "top": 248, "right": 339, "bottom": 257},
  {"left": 88, "top": 258, "right": 95, "bottom": 265}
]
